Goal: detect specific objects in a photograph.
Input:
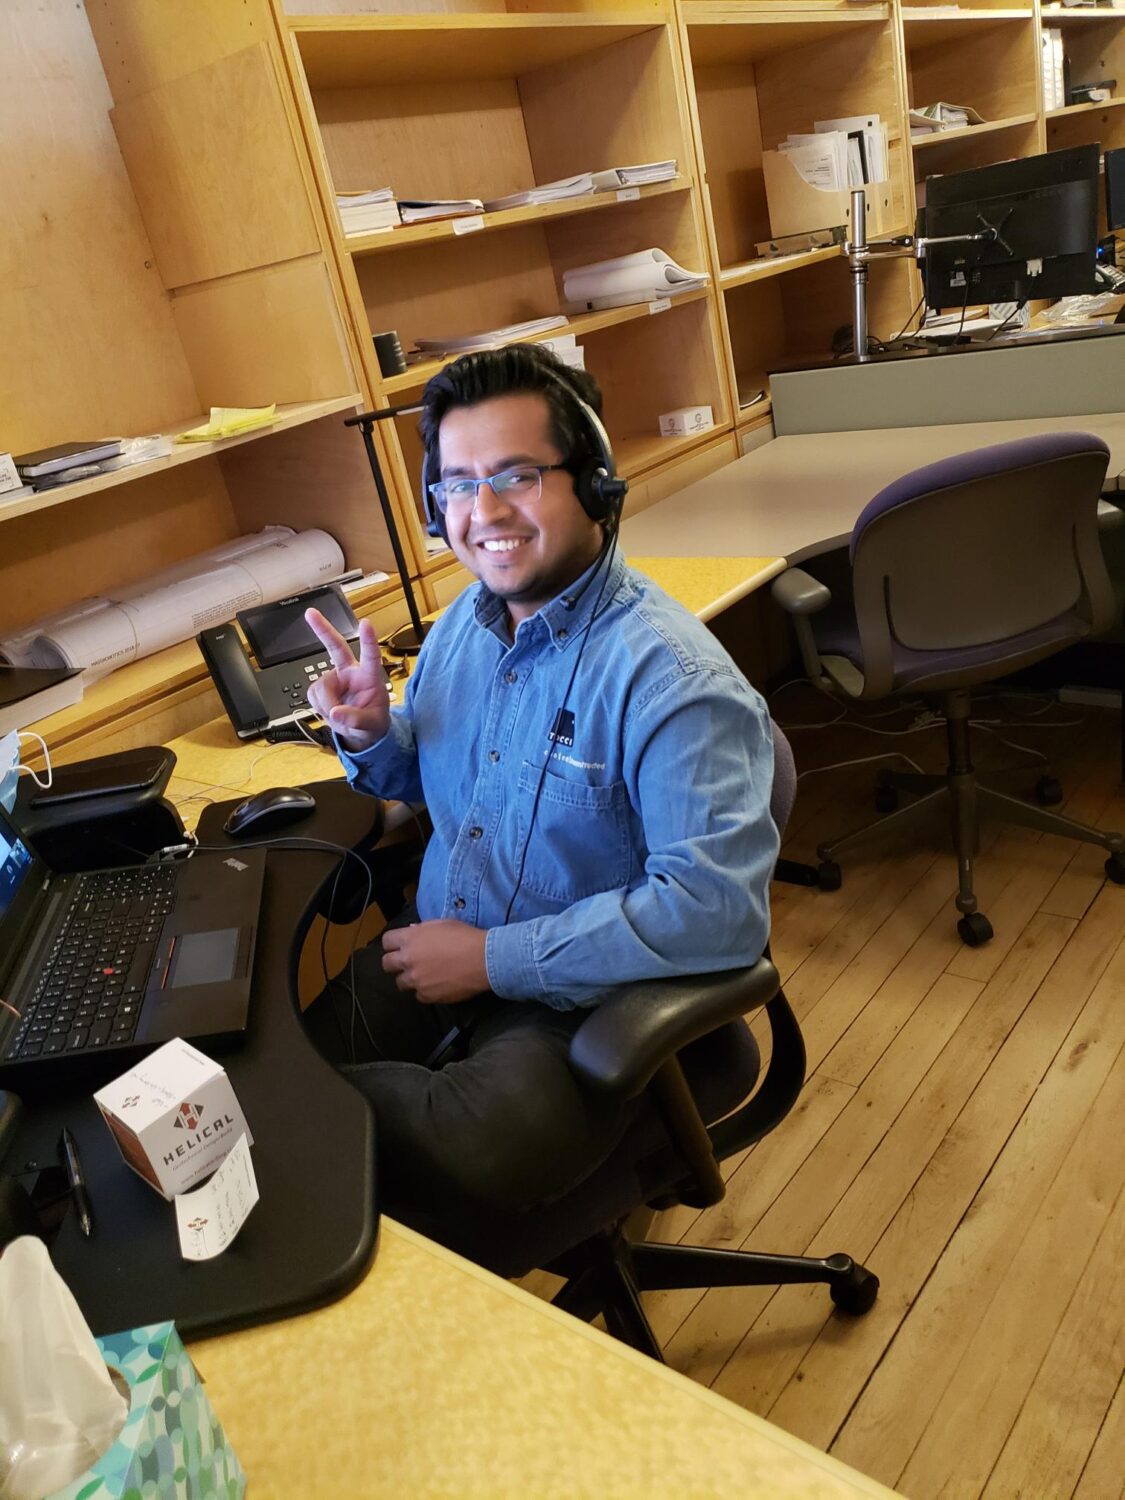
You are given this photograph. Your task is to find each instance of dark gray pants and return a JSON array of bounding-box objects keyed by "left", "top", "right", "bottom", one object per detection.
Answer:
[{"left": 307, "top": 914, "right": 631, "bottom": 1259}]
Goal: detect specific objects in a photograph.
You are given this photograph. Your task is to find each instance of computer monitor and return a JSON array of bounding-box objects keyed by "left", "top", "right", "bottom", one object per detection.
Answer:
[
  {"left": 921, "top": 145, "right": 1100, "bottom": 310},
  {"left": 1107, "top": 147, "right": 1125, "bottom": 233}
]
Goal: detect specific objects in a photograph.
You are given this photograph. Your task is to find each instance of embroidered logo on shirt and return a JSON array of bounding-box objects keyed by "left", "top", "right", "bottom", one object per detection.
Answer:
[{"left": 548, "top": 708, "right": 576, "bottom": 747}]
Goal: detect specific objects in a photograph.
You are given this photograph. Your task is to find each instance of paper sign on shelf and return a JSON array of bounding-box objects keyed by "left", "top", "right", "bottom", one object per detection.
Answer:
[
  {"left": 616, "top": 187, "right": 641, "bottom": 202},
  {"left": 648, "top": 298, "right": 671, "bottom": 314},
  {"left": 453, "top": 216, "right": 485, "bottom": 235},
  {"left": 175, "top": 1133, "right": 259, "bottom": 1261}
]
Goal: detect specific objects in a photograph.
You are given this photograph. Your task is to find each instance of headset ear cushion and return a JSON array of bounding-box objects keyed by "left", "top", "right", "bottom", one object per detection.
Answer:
[{"left": 574, "top": 457, "right": 609, "bottom": 522}]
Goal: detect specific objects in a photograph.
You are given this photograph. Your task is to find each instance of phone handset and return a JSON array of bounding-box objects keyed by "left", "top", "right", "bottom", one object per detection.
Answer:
[{"left": 197, "top": 625, "right": 269, "bottom": 735}]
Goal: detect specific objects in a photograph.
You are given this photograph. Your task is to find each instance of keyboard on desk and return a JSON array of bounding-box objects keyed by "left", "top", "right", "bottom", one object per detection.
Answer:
[{"left": 6, "top": 865, "right": 176, "bottom": 1062}]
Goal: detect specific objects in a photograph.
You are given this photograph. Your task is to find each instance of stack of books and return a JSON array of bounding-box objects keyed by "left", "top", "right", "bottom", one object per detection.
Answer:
[
  {"left": 14, "top": 440, "right": 124, "bottom": 492},
  {"left": 909, "top": 102, "right": 984, "bottom": 138},
  {"left": 336, "top": 188, "right": 400, "bottom": 235}
]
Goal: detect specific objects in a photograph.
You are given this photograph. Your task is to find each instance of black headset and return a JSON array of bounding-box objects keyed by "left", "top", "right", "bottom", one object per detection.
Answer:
[{"left": 421, "top": 376, "right": 628, "bottom": 542}]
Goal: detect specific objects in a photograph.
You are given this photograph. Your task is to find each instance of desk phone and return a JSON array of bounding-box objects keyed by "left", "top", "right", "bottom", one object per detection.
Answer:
[{"left": 198, "top": 583, "right": 387, "bottom": 740}]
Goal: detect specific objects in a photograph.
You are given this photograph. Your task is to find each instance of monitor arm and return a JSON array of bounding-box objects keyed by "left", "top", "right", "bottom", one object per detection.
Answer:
[{"left": 844, "top": 188, "right": 998, "bottom": 361}]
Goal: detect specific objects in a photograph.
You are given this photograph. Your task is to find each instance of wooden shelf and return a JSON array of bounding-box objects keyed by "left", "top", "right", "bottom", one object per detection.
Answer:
[
  {"left": 902, "top": 9, "right": 1033, "bottom": 45},
  {"left": 289, "top": 14, "right": 660, "bottom": 87},
  {"left": 1040, "top": 5, "right": 1125, "bottom": 20},
  {"left": 911, "top": 112, "right": 1039, "bottom": 148},
  {"left": 342, "top": 178, "right": 691, "bottom": 258},
  {"left": 720, "top": 244, "right": 843, "bottom": 290},
  {"left": 379, "top": 290, "right": 711, "bottom": 396},
  {"left": 686, "top": 6, "right": 889, "bottom": 65},
  {"left": 615, "top": 427, "right": 729, "bottom": 478},
  {"left": 0, "top": 396, "right": 363, "bottom": 526},
  {"left": 1046, "top": 96, "right": 1125, "bottom": 118}
]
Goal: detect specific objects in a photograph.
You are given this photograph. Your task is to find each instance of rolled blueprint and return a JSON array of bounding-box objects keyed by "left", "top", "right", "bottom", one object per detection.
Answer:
[
  {"left": 23, "top": 528, "right": 344, "bottom": 681},
  {"left": 0, "top": 527, "right": 297, "bottom": 666}
]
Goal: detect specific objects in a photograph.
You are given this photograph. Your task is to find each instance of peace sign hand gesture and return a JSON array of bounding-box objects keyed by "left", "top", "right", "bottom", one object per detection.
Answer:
[{"left": 304, "top": 608, "right": 391, "bottom": 753}]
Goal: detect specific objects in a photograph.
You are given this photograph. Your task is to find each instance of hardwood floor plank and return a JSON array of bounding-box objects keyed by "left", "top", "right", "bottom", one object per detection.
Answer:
[
  {"left": 764, "top": 900, "right": 1114, "bottom": 1452},
  {"left": 663, "top": 970, "right": 982, "bottom": 1391},
  {"left": 831, "top": 898, "right": 1125, "bottom": 1486},
  {"left": 899, "top": 1035, "right": 1125, "bottom": 1497},
  {"left": 983, "top": 1167, "right": 1125, "bottom": 1498},
  {"left": 945, "top": 828, "right": 1079, "bottom": 982},
  {"left": 1072, "top": 1368, "right": 1125, "bottom": 1500}
]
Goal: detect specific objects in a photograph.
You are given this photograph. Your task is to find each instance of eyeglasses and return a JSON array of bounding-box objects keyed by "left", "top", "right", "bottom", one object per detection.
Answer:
[{"left": 427, "top": 463, "right": 569, "bottom": 515}]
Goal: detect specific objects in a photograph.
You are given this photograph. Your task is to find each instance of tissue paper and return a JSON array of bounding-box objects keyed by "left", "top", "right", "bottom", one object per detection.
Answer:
[{"left": 0, "top": 1237, "right": 128, "bottom": 1500}]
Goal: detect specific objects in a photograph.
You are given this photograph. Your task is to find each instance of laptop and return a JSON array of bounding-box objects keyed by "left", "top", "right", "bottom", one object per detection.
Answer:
[{"left": 0, "top": 803, "right": 264, "bottom": 1092}]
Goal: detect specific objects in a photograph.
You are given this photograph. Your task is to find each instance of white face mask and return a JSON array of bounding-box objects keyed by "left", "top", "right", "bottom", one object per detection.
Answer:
[{"left": 0, "top": 731, "right": 19, "bottom": 815}]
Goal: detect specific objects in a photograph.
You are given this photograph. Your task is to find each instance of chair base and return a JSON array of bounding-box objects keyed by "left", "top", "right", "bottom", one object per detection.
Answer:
[
  {"left": 816, "top": 688, "right": 1125, "bottom": 941},
  {"left": 551, "top": 1229, "right": 879, "bottom": 1362}
]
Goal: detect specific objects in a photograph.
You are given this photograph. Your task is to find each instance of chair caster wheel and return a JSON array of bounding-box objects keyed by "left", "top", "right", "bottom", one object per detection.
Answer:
[
  {"left": 957, "top": 912, "right": 993, "bottom": 947},
  {"left": 830, "top": 1263, "right": 879, "bottom": 1316},
  {"left": 1035, "top": 775, "right": 1063, "bottom": 806},
  {"left": 1104, "top": 853, "right": 1125, "bottom": 884},
  {"left": 875, "top": 786, "right": 899, "bottom": 813},
  {"left": 816, "top": 860, "right": 842, "bottom": 892}
]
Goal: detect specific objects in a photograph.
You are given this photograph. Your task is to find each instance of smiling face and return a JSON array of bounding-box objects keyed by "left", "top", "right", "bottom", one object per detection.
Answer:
[{"left": 437, "top": 392, "right": 604, "bottom": 625}]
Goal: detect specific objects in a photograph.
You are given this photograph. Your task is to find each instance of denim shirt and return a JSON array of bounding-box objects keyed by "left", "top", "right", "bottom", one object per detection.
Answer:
[{"left": 339, "top": 550, "right": 778, "bottom": 1009}]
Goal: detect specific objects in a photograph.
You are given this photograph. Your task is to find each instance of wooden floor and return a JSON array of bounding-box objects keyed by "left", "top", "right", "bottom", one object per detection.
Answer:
[{"left": 535, "top": 690, "right": 1125, "bottom": 1500}]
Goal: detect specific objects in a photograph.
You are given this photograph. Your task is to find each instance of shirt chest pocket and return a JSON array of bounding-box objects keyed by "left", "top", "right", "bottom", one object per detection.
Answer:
[{"left": 516, "top": 760, "right": 632, "bottom": 902}]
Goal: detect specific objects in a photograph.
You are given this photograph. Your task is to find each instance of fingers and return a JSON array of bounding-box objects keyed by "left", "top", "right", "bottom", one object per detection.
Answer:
[
  {"left": 306, "top": 671, "right": 341, "bottom": 723},
  {"left": 305, "top": 607, "right": 357, "bottom": 670},
  {"left": 355, "top": 618, "right": 383, "bottom": 679}
]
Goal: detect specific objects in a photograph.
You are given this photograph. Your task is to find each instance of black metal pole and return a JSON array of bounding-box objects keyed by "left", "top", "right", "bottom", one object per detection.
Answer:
[{"left": 345, "top": 403, "right": 429, "bottom": 653}]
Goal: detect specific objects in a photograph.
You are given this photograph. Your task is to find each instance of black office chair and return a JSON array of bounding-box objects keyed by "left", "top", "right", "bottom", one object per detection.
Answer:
[
  {"left": 772, "top": 431, "right": 1125, "bottom": 945},
  {"left": 431, "top": 723, "right": 878, "bottom": 1361}
]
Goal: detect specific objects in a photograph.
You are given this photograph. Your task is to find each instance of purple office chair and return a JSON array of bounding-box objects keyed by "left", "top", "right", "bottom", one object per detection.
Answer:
[{"left": 773, "top": 431, "right": 1125, "bottom": 946}]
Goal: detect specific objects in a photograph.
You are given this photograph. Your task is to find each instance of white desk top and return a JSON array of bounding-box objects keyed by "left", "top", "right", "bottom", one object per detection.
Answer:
[{"left": 620, "top": 411, "right": 1125, "bottom": 567}]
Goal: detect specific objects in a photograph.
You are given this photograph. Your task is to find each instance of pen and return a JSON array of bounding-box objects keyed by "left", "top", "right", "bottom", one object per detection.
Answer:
[{"left": 59, "top": 1126, "right": 93, "bottom": 1238}]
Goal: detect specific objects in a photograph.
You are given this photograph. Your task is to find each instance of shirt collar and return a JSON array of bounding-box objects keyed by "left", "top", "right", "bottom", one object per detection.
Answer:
[{"left": 472, "top": 547, "right": 631, "bottom": 651}]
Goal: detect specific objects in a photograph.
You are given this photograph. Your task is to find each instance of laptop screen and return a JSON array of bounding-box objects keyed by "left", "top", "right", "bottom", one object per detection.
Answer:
[{"left": 0, "top": 815, "right": 34, "bottom": 923}]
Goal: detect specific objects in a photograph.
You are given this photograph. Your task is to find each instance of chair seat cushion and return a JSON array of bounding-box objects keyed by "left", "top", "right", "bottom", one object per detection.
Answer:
[{"left": 813, "top": 603, "right": 1089, "bottom": 692}]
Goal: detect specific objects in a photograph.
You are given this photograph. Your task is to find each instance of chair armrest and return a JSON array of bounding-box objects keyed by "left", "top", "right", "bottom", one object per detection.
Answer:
[
  {"left": 568, "top": 959, "right": 781, "bottom": 1100},
  {"left": 771, "top": 568, "right": 832, "bottom": 616},
  {"left": 1098, "top": 497, "right": 1125, "bottom": 531}
]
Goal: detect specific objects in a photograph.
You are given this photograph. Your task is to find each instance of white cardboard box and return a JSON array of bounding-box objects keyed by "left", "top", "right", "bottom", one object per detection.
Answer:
[
  {"left": 659, "top": 405, "right": 715, "bottom": 438},
  {"left": 0, "top": 453, "right": 22, "bottom": 494},
  {"left": 95, "top": 1038, "right": 252, "bottom": 1200}
]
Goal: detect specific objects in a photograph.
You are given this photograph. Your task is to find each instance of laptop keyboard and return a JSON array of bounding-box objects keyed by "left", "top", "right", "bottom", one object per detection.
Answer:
[{"left": 5, "top": 865, "right": 177, "bottom": 1062}]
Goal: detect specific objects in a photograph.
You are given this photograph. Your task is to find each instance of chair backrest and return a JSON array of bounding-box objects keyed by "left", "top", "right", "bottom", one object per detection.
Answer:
[
  {"left": 849, "top": 432, "right": 1114, "bottom": 698},
  {"left": 770, "top": 720, "right": 797, "bottom": 838}
]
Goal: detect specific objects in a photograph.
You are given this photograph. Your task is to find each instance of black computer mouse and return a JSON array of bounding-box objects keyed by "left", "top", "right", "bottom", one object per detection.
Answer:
[{"left": 223, "top": 787, "right": 317, "bottom": 838}]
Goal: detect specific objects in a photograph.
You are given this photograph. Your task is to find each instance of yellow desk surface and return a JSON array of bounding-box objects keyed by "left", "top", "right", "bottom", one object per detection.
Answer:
[
  {"left": 630, "top": 554, "right": 786, "bottom": 621},
  {"left": 189, "top": 1218, "right": 898, "bottom": 1500}
]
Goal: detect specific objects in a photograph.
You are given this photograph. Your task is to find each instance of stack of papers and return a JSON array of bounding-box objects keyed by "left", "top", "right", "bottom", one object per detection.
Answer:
[
  {"left": 778, "top": 117, "right": 888, "bottom": 190},
  {"left": 173, "top": 406, "right": 278, "bottom": 444},
  {"left": 539, "top": 332, "right": 586, "bottom": 371},
  {"left": 413, "top": 316, "right": 569, "bottom": 357},
  {"left": 399, "top": 197, "right": 485, "bottom": 224},
  {"left": 336, "top": 188, "right": 399, "bottom": 235},
  {"left": 563, "top": 249, "right": 708, "bottom": 311},
  {"left": 909, "top": 102, "right": 985, "bottom": 138},
  {"left": 481, "top": 161, "right": 677, "bottom": 213}
]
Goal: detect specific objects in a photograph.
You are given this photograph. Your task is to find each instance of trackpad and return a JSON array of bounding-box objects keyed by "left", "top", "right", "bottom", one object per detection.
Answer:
[{"left": 169, "top": 929, "right": 240, "bottom": 988}]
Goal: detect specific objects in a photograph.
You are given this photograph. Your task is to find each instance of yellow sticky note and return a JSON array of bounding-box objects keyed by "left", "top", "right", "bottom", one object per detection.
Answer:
[{"left": 174, "top": 405, "right": 278, "bottom": 443}]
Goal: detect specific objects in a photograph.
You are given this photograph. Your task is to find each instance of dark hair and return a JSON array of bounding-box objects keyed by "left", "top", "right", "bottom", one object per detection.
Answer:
[{"left": 419, "top": 344, "right": 604, "bottom": 489}]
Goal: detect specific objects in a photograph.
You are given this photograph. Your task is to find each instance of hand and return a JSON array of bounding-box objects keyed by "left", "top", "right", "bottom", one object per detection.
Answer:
[
  {"left": 382, "top": 920, "right": 490, "bottom": 1005},
  {"left": 304, "top": 608, "right": 391, "bottom": 753}
]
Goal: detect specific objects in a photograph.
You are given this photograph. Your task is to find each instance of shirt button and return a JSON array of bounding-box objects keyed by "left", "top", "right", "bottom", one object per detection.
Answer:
[
  {"left": 453, "top": 897, "right": 466, "bottom": 910},
  {"left": 488, "top": 749, "right": 500, "bottom": 763},
  {"left": 558, "top": 627, "right": 568, "bottom": 640},
  {"left": 469, "top": 826, "right": 483, "bottom": 840},
  {"left": 505, "top": 670, "right": 517, "bottom": 684}
]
